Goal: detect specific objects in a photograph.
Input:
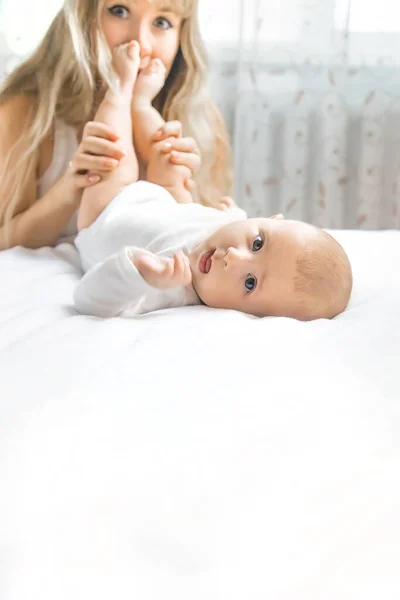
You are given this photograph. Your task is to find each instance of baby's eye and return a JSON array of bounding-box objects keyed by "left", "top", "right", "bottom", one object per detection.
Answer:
[
  {"left": 252, "top": 235, "right": 264, "bottom": 252},
  {"left": 245, "top": 274, "right": 257, "bottom": 293},
  {"left": 108, "top": 5, "right": 129, "bottom": 18}
]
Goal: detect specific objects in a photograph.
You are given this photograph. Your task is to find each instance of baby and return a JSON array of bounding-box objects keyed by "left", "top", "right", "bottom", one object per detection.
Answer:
[{"left": 74, "top": 42, "right": 352, "bottom": 321}]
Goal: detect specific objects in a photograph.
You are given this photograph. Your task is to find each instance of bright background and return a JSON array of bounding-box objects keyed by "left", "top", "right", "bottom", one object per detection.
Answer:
[{"left": 1, "top": 0, "right": 400, "bottom": 228}]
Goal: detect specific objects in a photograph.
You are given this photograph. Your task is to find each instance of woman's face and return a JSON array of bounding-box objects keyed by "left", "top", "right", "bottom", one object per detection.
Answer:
[{"left": 101, "top": 0, "right": 183, "bottom": 75}]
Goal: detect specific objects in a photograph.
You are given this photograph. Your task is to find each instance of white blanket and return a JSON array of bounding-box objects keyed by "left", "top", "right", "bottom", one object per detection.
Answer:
[{"left": 1, "top": 230, "right": 399, "bottom": 599}]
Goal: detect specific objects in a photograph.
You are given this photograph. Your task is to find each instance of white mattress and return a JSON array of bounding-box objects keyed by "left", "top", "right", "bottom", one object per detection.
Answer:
[{"left": 1, "top": 230, "right": 399, "bottom": 599}]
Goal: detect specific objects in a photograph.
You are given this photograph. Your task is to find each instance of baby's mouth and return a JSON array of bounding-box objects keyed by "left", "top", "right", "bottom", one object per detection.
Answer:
[{"left": 199, "top": 249, "right": 215, "bottom": 274}]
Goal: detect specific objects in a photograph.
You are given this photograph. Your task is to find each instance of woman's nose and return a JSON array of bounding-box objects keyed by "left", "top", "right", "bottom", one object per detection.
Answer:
[{"left": 133, "top": 22, "right": 152, "bottom": 65}]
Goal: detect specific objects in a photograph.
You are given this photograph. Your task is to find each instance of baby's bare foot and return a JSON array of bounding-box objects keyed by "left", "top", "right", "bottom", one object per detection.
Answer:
[
  {"left": 133, "top": 59, "right": 166, "bottom": 106},
  {"left": 217, "top": 196, "right": 234, "bottom": 211},
  {"left": 112, "top": 40, "right": 140, "bottom": 93}
]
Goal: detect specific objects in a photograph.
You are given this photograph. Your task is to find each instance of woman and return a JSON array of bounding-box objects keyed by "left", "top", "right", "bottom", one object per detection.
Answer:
[{"left": 0, "top": 0, "right": 232, "bottom": 249}]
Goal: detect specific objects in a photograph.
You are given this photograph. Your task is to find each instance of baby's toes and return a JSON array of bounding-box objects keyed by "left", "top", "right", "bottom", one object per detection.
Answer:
[
  {"left": 140, "top": 60, "right": 155, "bottom": 77},
  {"left": 140, "top": 58, "right": 166, "bottom": 78},
  {"left": 127, "top": 40, "right": 140, "bottom": 62},
  {"left": 114, "top": 42, "right": 127, "bottom": 55},
  {"left": 150, "top": 58, "right": 166, "bottom": 77},
  {"left": 112, "top": 44, "right": 121, "bottom": 58}
]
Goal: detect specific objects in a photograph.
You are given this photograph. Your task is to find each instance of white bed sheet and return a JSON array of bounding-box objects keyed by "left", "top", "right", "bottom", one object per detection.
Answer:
[{"left": 0, "top": 230, "right": 399, "bottom": 599}]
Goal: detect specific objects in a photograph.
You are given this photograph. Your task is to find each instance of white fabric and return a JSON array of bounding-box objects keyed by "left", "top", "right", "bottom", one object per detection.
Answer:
[
  {"left": 0, "top": 229, "right": 399, "bottom": 598},
  {"left": 37, "top": 118, "right": 79, "bottom": 243},
  {"left": 74, "top": 181, "right": 246, "bottom": 318}
]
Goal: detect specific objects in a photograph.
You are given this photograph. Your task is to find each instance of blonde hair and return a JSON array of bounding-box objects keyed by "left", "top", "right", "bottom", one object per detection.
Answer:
[
  {"left": 294, "top": 230, "right": 353, "bottom": 320},
  {"left": 0, "top": 0, "right": 232, "bottom": 235}
]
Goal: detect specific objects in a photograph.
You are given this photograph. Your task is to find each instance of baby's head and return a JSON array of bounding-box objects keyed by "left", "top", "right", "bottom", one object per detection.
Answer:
[{"left": 189, "top": 217, "right": 352, "bottom": 320}]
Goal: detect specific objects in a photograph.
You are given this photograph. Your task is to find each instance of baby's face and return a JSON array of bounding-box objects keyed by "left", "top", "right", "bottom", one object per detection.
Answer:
[{"left": 189, "top": 217, "right": 317, "bottom": 317}]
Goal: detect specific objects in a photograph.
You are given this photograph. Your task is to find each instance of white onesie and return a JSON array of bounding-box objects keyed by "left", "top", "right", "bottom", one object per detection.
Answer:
[{"left": 74, "top": 181, "right": 246, "bottom": 317}]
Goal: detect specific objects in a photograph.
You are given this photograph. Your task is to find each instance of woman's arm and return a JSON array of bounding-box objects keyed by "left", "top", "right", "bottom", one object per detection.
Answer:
[
  {"left": 0, "top": 174, "right": 83, "bottom": 250},
  {"left": 0, "top": 97, "right": 82, "bottom": 249},
  {"left": 0, "top": 97, "right": 125, "bottom": 249}
]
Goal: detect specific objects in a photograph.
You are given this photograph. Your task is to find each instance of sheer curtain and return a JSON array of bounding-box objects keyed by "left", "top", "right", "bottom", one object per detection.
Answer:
[
  {"left": 202, "top": 0, "right": 400, "bottom": 228},
  {"left": 1, "top": 0, "right": 400, "bottom": 229}
]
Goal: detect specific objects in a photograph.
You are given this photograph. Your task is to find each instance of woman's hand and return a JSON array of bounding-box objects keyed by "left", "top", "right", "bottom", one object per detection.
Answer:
[
  {"left": 151, "top": 121, "right": 201, "bottom": 192},
  {"left": 66, "top": 121, "right": 127, "bottom": 193}
]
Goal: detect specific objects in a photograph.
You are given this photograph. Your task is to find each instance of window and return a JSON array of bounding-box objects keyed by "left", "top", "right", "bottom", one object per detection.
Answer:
[
  {"left": 340, "top": 0, "right": 400, "bottom": 32},
  {"left": 0, "top": 0, "right": 63, "bottom": 55},
  {"left": 334, "top": 0, "right": 400, "bottom": 64},
  {"left": 1, "top": 0, "right": 400, "bottom": 63}
]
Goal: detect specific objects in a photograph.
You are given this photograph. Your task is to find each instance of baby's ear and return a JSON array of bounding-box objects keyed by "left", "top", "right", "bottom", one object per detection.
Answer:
[{"left": 269, "top": 213, "right": 284, "bottom": 220}]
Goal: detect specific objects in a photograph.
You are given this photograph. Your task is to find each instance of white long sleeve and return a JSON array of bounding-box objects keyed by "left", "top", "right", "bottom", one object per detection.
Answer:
[
  {"left": 74, "top": 247, "right": 193, "bottom": 318},
  {"left": 74, "top": 182, "right": 247, "bottom": 318}
]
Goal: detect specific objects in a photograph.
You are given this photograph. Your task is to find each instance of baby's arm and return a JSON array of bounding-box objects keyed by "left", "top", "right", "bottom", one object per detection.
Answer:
[
  {"left": 131, "top": 60, "right": 193, "bottom": 204},
  {"left": 74, "top": 247, "right": 193, "bottom": 318},
  {"left": 78, "top": 42, "right": 140, "bottom": 231}
]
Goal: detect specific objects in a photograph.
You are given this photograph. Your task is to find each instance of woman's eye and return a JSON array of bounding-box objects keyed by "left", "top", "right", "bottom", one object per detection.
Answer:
[
  {"left": 154, "top": 16, "right": 173, "bottom": 29},
  {"left": 245, "top": 274, "right": 257, "bottom": 293},
  {"left": 252, "top": 235, "right": 264, "bottom": 252},
  {"left": 108, "top": 5, "right": 129, "bottom": 18}
]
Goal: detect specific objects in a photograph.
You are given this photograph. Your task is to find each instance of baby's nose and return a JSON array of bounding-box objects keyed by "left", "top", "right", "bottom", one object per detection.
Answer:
[{"left": 225, "top": 247, "right": 249, "bottom": 266}]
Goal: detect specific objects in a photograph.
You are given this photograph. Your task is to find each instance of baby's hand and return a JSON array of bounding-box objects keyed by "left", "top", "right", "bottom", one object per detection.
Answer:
[{"left": 133, "top": 251, "right": 192, "bottom": 289}]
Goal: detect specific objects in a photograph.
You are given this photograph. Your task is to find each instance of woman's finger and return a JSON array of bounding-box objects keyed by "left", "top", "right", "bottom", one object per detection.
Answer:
[
  {"left": 169, "top": 151, "right": 201, "bottom": 174},
  {"left": 160, "top": 136, "right": 198, "bottom": 155},
  {"left": 74, "top": 173, "right": 101, "bottom": 189},
  {"left": 72, "top": 154, "right": 120, "bottom": 173},
  {"left": 152, "top": 120, "right": 183, "bottom": 141},
  {"left": 174, "top": 137, "right": 199, "bottom": 154},
  {"left": 82, "top": 121, "right": 119, "bottom": 141},
  {"left": 82, "top": 136, "right": 127, "bottom": 160}
]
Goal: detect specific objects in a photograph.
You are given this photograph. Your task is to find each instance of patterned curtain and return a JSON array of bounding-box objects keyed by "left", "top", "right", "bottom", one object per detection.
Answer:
[
  {"left": 203, "top": 0, "right": 400, "bottom": 229},
  {"left": 1, "top": 0, "right": 400, "bottom": 229}
]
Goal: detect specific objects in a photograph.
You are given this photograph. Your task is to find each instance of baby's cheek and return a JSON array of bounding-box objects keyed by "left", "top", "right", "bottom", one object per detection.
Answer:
[
  {"left": 211, "top": 273, "right": 231, "bottom": 307},
  {"left": 198, "top": 277, "right": 216, "bottom": 306}
]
